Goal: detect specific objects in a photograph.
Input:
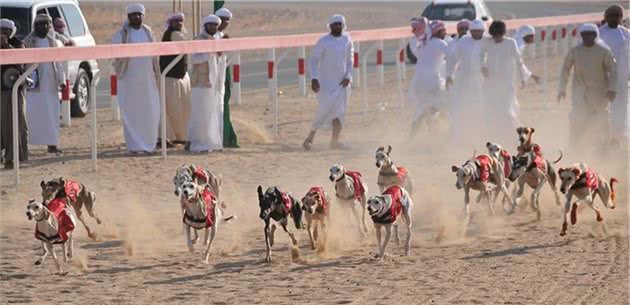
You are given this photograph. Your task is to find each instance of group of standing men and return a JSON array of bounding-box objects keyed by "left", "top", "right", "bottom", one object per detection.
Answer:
[
  {"left": 0, "top": 3, "right": 240, "bottom": 170},
  {"left": 113, "top": 3, "right": 239, "bottom": 154}
]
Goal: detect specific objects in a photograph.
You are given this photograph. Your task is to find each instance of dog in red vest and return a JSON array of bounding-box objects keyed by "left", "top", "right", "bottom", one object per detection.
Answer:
[
  {"left": 40, "top": 177, "right": 100, "bottom": 240},
  {"left": 558, "top": 163, "right": 618, "bottom": 236},
  {"left": 257, "top": 186, "right": 303, "bottom": 262},
  {"left": 375, "top": 145, "right": 415, "bottom": 194},
  {"left": 180, "top": 181, "right": 235, "bottom": 264},
  {"left": 301, "top": 187, "right": 331, "bottom": 250},
  {"left": 486, "top": 142, "right": 515, "bottom": 209},
  {"left": 367, "top": 185, "right": 414, "bottom": 259},
  {"left": 329, "top": 164, "right": 369, "bottom": 236},
  {"left": 26, "top": 198, "right": 76, "bottom": 275},
  {"left": 452, "top": 154, "right": 513, "bottom": 236}
]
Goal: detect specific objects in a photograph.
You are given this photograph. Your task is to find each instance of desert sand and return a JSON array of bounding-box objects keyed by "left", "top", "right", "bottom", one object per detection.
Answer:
[{"left": 1, "top": 3, "right": 629, "bottom": 304}]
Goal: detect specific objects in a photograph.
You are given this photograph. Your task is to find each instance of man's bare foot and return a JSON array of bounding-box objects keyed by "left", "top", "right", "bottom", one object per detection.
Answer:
[
  {"left": 303, "top": 139, "right": 312, "bottom": 151},
  {"left": 330, "top": 142, "right": 349, "bottom": 150}
]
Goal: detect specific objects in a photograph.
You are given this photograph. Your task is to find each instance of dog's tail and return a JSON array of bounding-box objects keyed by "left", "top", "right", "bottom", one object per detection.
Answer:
[
  {"left": 291, "top": 198, "right": 304, "bottom": 230},
  {"left": 552, "top": 150, "right": 563, "bottom": 164},
  {"left": 610, "top": 178, "right": 618, "bottom": 206},
  {"left": 222, "top": 214, "right": 237, "bottom": 223}
]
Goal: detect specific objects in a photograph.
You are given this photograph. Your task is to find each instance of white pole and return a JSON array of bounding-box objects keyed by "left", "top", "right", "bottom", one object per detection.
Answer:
[
  {"left": 552, "top": 26, "right": 559, "bottom": 56},
  {"left": 352, "top": 42, "right": 360, "bottom": 88},
  {"left": 377, "top": 40, "right": 384, "bottom": 86},
  {"left": 159, "top": 54, "right": 184, "bottom": 159},
  {"left": 110, "top": 74, "right": 120, "bottom": 121},
  {"left": 561, "top": 25, "right": 568, "bottom": 56},
  {"left": 542, "top": 27, "right": 549, "bottom": 106},
  {"left": 233, "top": 52, "right": 241, "bottom": 105},
  {"left": 298, "top": 46, "right": 306, "bottom": 96},
  {"left": 60, "top": 79, "right": 71, "bottom": 127},
  {"left": 395, "top": 45, "right": 404, "bottom": 116},
  {"left": 90, "top": 71, "right": 100, "bottom": 172},
  {"left": 11, "top": 64, "right": 38, "bottom": 186},
  {"left": 268, "top": 48, "right": 278, "bottom": 136},
  {"left": 361, "top": 44, "right": 378, "bottom": 122}
]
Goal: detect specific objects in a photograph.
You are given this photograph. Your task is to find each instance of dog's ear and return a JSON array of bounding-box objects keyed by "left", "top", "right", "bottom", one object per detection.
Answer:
[
  {"left": 58, "top": 177, "right": 65, "bottom": 185},
  {"left": 530, "top": 127, "right": 535, "bottom": 134},
  {"left": 386, "top": 145, "right": 392, "bottom": 155},
  {"left": 572, "top": 168, "right": 581, "bottom": 177},
  {"left": 516, "top": 127, "right": 523, "bottom": 134},
  {"left": 376, "top": 146, "right": 384, "bottom": 153},
  {"left": 451, "top": 165, "right": 459, "bottom": 172},
  {"left": 257, "top": 185, "right": 263, "bottom": 200},
  {"left": 486, "top": 142, "right": 491, "bottom": 148},
  {"left": 28, "top": 198, "right": 36, "bottom": 204},
  {"left": 40, "top": 180, "right": 46, "bottom": 189}
]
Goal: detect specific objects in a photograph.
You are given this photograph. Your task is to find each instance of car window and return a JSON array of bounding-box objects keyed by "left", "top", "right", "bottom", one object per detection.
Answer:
[
  {"left": 46, "top": 6, "right": 63, "bottom": 21},
  {"left": 0, "top": 7, "right": 30, "bottom": 39},
  {"left": 422, "top": 3, "right": 476, "bottom": 21},
  {"left": 60, "top": 4, "right": 85, "bottom": 37}
]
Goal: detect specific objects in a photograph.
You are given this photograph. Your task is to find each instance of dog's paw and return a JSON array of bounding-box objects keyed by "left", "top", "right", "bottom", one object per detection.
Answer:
[
  {"left": 188, "top": 246, "right": 195, "bottom": 253},
  {"left": 58, "top": 270, "right": 68, "bottom": 276},
  {"left": 203, "top": 258, "right": 210, "bottom": 265},
  {"left": 265, "top": 256, "right": 272, "bottom": 263},
  {"left": 559, "top": 231, "right": 566, "bottom": 237},
  {"left": 34, "top": 260, "right": 42, "bottom": 266}
]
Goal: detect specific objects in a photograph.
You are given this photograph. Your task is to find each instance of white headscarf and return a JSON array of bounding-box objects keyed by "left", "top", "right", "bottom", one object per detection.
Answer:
[
  {"left": 513, "top": 24, "right": 535, "bottom": 52},
  {"left": 165, "top": 11, "right": 185, "bottom": 30},
  {"left": 579, "top": 23, "right": 598, "bottom": 35},
  {"left": 216, "top": 8, "right": 232, "bottom": 19},
  {"left": 469, "top": 19, "right": 486, "bottom": 31},
  {"left": 202, "top": 14, "right": 221, "bottom": 33},
  {"left": 0, "top": 18, "right": 17, "bottom": 38},
  {"left": 328, "top": 14, "right": 346, "bottom": 30},
  {"left": 127, "top": 3, "right": 145, "bottom": 15}
]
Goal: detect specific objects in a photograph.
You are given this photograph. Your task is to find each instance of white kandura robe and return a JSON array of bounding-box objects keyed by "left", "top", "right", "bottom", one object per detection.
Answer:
[
  {"left": 480, "top": 37, "right": 531, "bottom": 142},
  {"left": 308, "top": 33, "right": 353, "bottom": 130},
  {"left": 26, "top": 37, "right": 64, "bottom": 146},
  {"left": 408, "top": 38, "right": 450, "bottom": 121},
  {"left": 599, "top": 25, "right": 630, "bottom": 140},
  {"left": 445, "top": 35, "right": 484, "bottom": 141},
  {"left": 112, "top": 28, "right": 160, "bottom": 152},
  {"left": 188, "top": 49, "right": 224, "bottom": 152}
]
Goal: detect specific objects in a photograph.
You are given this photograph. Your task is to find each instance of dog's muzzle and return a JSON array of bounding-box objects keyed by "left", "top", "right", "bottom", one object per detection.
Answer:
[
  {"left": 560, "top": 187, "right": 566, "bottom": 194},
  {"left": 456, "top": 183, "right": 463, "bottom": 190},
  {"left": 26, "top": 212, "right": 32, "bottom": 220},
  {"left": 519, "top": 137, "right": 526, "bottom": 144},
  {"left": 329, "top": 176, "right": 335, "bottom": 182},
  {"left": 174, "top": 188, "right": 181, "bottom": 196},
  {"left": 260, "top": 209, "right": 271, "bottom": 219},
  {"left": 375, "top": 161, "right": 382, "bottom": 168}
]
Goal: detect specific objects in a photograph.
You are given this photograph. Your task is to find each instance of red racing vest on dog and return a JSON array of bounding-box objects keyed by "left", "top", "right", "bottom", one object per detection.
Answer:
[
  {"left": 307, "top": 186, "right": 329, "bottom": 215},
  {"left": 500, "top": 150, "right": 512, "bottom": 177},
  {"left": 35, "top": 198, "right": 75, "bottom": 244},
  {"left": 280, "top": 191, "right": 293, "bottom": 214},
  {"left": 64, "top": 180, "right": 81, "bottom": 202},
  {"left": 583, "top": 168, "right": 599, "bottom": 192},
  {"left": 193, "top": 167, "right": 210, "bottom": 185},
  {"left": 345, "top": 171, "right": 365, "bottom": 201},
  {"left": 475, "top": 155, "right": 492, "bottom": 183},
  {"left": 396, "top": 167, "right": 409, "bottom": 183},
  {"left": 183, "top": 189, "right": 216, "bottom": 229},
  {"left": 372, "top": 186, "right": 405, "bottom": 224}
]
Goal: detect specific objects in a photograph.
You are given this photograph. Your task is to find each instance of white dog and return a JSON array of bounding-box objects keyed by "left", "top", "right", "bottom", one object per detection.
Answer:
[
  {"left": 26, "top": 198, "right": 76, "bottom": 274},
  {"left": 329, "top": 164, "right": 369, "bottom": 235},
  {"left": 558, "top": 163, "right": 618, "bottom": 236},
  {"left": 180, "top": 181, "right": 235, "bottom": 264},
  {"left": 367, "top": 185, "right": 413, "bottom": 259},
  {"left": 375, "top": 145, "right": 414, "bottom": 194}
]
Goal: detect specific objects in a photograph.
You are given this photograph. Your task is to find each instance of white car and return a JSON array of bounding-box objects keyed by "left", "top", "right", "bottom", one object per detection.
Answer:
[
  {"left": 407, "top": 0, "right": 493, "bottom": 63},
  {"left": 0, "top": 0, "right": 99, "bottom": 117}
]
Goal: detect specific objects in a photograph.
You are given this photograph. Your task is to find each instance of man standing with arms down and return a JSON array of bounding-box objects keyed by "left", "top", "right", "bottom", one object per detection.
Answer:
[
  {"left": 112, "top": 4, "right": 160, "bottom": 154},
  {"left": 303, "top": 14, "right": 353, "bottom": 151},
  {"left": 24, "top": 14, "right": 66, "bottom": 155},
  {"left": 215, "top": 7, "right": 239, "bottom": 148},
  {"left": 599, "top": 5, "right": 629, "bottom": 148},
  {"left": 558, "top": 23, "right": 617, "bottom": 149}
]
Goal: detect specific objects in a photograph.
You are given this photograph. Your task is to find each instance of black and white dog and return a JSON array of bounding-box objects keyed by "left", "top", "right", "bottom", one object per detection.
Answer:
[
  {"left": 257, "top": 186, "right": 303, "bottom": 262},
  {"left": 180, "top": 181, "right": 235, "bottom": 264},
  {"left": 367, "top": 185, "right": 413, "bottom": 259}
]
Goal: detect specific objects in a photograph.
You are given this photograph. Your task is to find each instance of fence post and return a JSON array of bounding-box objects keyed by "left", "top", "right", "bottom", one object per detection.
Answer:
[
  {"left": 541, "top": 27, "right": 549, "bottom": 106},
  {"left": 298, "top": 46, "right": 306, "bottom": 96},
  {"left": 395, "top": 45, "right": 404, "bottom": 116},
  {"left": 399, "top": 38, "right": 406, "bottom": 80},
  {"left": 11, "top": 63, "right": 38, "bottom": 186},
  {"left": 60, "top": 79, "right": 71, "bottom": 127},
  {"left": 90, "top": 71, "right": 100, "bottom": 171},
  {"left": 268, "top": 48, "right": 278, "bottom": 136},
  {"left": 352, "top": 41, "right": 360, "bottom": 88},
  {"left": 110, "top": 74, "right": 120, "bottom": 121},
  {"left": 551, "top": 26, "right": 558, "bottom": 56},
  {"left": 377, "top": 40, "right": 384, "bottom": 86},
  {"left": 561, "top": 25, "right": 568, "bottom": 56},
  {"left": 233, "top": 51, "right": 241, "bottom": 105}
]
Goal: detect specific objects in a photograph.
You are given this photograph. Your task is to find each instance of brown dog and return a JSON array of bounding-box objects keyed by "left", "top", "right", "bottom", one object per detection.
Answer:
[
  {"left": 301, "top": 187, "right": 331, "bottom": 250},
  {"left": 516, "top": 126, "right": 540, "bottom": 156},
  {"left": 41, "top": 178, "right": 100, "bottom": 240}
]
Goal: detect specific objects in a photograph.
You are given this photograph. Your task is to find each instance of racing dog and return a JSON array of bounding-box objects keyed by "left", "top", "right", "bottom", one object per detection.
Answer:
[
  {"left": 367, "top": 185, "right": 413, "bottom": 259},
  {"left": 507, "top": 150, "right": 563, "bottom": 220},
  {"left": 558, "top": 163, "right": 618, "bottom": 236},
  {"left": 516, "top": 126, "right": 540, "bottom": 156},
  {"left": 301, "top": 187, "right": 331, "bottom": 250},
  {"left": 40, "top": 178, "right": 100, "bottom": 240},
  {"left": 180, "top": 181, "right": 235, "bottom": 264},
  {"left": 257, "top": 186, "right": 303, "bottom": 262},
  {"left": 451, "top": 154, "right": 512, "bottom": 235},
  {"left": 375, "top": 145, "right": 414, "bottom": 194},
  {"left": 26, "top": 198, "right": 76, "bottom": 275},
  {"left": 486, "top": 142, "right": 514, "bottom": 207},
  {"left": 329, "top": 164, "right": 369, "bottom": 235}
]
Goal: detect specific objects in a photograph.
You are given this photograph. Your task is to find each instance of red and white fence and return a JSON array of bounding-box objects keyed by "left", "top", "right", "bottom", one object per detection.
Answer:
[{"left": 0, "top": 11, "right": 618, "bottom": 185}]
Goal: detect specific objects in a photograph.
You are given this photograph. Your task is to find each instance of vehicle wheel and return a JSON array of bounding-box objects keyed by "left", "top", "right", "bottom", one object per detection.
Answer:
[
  {"left": 406, "top": 43, "right": 417, "bottom": 64},
  {"left": 71, "top": 68, "right": 90, "bottom": 117}
]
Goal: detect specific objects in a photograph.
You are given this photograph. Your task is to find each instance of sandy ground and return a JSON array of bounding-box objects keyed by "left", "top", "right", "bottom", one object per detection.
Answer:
[{"left": 1, "top": 40, "right": 629, "bottom": 305}]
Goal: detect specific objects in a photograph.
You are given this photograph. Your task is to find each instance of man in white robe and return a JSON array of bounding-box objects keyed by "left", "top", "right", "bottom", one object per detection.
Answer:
[
  {"left": 446, "top": 19, "right": 486, "bottom": 144},
  {"left": 24, "top": 14, "right": 66, "bottom": 154},
  {"left": 480, "top": 20, "right": 533, "bottom": 144},
  {"left": 112, "top": 4, "right": 161, "bottom": 154},
  {"left": 303, "top": 14, "right": 353, "bottom": 151},
  {"left": 514, "top": 25, "right": 535, "bottom": 54},
  {"left": 599, "top": 5, "right": 630, "bottom": 147},
  {"left": 559, "top": 23, "right": 617, "bottom": 150},
  {"left": 188, "top": 15, "right": 224, "bottom": 153},
  {"left": 408, "top": 19, "right": 450, "bottom": 137}
]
